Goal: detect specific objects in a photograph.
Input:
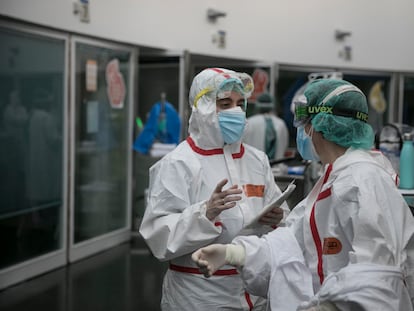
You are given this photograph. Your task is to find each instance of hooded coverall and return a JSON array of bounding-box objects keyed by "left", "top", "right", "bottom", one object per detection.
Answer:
[{"left": 139, "top": 68, "right": 290, "bottom": 310}]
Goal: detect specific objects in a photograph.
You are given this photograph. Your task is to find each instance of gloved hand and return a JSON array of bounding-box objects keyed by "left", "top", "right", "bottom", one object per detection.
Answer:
[
  {"left": 205, "top": 179, "right": 242, "bottom": 221},
  {"left": 192, "top": 244, "right": 227, "bottom": 277},
  {"left": 192, "top": 244, "right": 246, "bottom": 277},
  {"left": 300, "top": 302, "right": 339, "bottom": 311}
]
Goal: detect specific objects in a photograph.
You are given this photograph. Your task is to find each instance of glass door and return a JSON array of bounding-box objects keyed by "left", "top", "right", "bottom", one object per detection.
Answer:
[
  {"left": 0, "top": 22, "right": 68, "bottom": 289},
  {"left": 69, "top": 37, "right": 135, "bottom": 262}
]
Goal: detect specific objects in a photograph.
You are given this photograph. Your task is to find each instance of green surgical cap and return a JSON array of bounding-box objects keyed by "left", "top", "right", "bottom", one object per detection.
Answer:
[
  {"left": 305, "top": 79, "right": 374, "bottom": 149},
  {"left": 257, "top": 93, "right": 274, "bottom": 104},
  {"left": 256, "top": 92, "right": 275, "bottom": 113}
]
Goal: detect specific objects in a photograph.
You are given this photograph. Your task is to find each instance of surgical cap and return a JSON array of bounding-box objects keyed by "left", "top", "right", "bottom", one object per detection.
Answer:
[
  {"left": 304, "top": 79, "right": 374, "bottom": 149},
  {"left": 256, "top": 93, "right": 275, "bottom": 108}
]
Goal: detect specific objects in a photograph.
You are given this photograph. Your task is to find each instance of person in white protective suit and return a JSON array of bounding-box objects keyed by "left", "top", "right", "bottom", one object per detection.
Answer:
[
  {"left": 192, "top": 78, "right": 414, "bottom": 311},
  {"left": 139, "top": 67, "right": 291, "bottom": 311},
  {"left": 244, "top": 92, "right": 289, "bottom": 161}
]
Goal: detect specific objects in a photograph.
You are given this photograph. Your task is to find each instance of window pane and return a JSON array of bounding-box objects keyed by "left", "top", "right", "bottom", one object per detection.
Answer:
[
  {"left": 74, "top": 42, "right": 130, "bottom": 243},
  {"left": 0, "top": 27, "right": 65, "bottom": 268},
  {"left": 403, "top": 76, "right": 414, "bottom": 128}
]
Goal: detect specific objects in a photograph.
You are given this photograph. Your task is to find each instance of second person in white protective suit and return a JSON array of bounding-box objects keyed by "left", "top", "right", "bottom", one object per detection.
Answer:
[
  {"left": 192, "top": 78, "right": 414, "bottom": 311},
  {"left": 244, "top": 92, "right": 289, "bottom": 161},
  {"left": 139, "top": 68, "right": 290, "bottom": 310}
]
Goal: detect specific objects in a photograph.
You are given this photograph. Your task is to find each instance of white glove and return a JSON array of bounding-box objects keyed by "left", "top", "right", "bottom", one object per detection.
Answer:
[
  {"left": 191, "top": 244, "right": 245, "bottom": 277},
  {"left": 301, "top": 302, "right": 339, "bottom": 311}
]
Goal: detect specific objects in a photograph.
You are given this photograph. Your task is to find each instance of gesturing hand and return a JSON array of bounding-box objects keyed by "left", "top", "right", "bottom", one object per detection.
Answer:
[{"left": 206, "top": 179, "right": 242, "bottom": 221}]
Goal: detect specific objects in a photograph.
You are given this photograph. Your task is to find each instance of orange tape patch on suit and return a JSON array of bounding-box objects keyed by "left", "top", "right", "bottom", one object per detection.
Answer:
[
  {"left": 322, "top": 237, "right": 342, "bottom": 255},
  {"left": 242, "top": 184, "right": 265, "bottom": 197}
]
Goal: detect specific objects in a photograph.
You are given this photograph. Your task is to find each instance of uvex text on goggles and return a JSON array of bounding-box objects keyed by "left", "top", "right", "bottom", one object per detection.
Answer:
[{"left": 294, "top": 84, "right": 368, "bottom": 127}]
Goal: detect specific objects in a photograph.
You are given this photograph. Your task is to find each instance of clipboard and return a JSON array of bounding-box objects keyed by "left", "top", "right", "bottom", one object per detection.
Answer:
[{"left": 244, "top": 180, "right": 296, "bottom": 229}]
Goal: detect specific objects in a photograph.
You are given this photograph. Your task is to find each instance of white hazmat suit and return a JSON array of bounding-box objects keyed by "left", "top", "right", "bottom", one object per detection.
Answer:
[
  {"left": 232, "top": 148, "right": 414, "bottom": 310},
  {"left": 244, "top": 113, "right": 289, "bottom": 161},
  {"left": 139, "top": 68, "right": 290, "bottom": 310}
]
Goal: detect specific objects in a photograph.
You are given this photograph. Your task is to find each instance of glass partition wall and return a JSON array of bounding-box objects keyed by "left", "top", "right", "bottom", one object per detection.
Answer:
[
  {"left": 0, "top": 23, "right": 68, "bottom": 289},
  {"left": 0, "top": 23, "right": 136, "bottom": 289}
]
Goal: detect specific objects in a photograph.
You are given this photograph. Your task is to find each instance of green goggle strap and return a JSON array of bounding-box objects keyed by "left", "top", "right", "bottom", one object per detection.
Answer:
[
  {"left": 295, "top": 105, "right": 368, "bottom": 123},
  {"left": 295, "top": 106, "right": 309, "bottom": 121}
]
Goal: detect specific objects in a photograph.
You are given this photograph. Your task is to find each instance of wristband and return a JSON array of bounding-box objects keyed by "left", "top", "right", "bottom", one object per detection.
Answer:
[{"left": 225, "top": 244, "right": 246, "bottom": 267}]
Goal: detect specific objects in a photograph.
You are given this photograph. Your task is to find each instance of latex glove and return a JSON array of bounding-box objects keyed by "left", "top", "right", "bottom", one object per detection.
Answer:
[
  {"left": 192, "top": 244, "right": 245, "bottom": 277},
  {"left": 258, "top": 206, "right": 284, "bottom": 227},
  {"left": 192, "top": 244, "right": 227, "bottom": 277},
  {"left": 205, "top": 179, "right": 242, "bottom": 221},
  {"left": 301, "top": 302, "right": 339, "bottom": 311}
]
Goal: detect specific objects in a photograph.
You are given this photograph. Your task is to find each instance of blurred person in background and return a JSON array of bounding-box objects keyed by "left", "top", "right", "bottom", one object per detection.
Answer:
[{"left": 244, "top": 92, "right": 289, "bottom": 162}]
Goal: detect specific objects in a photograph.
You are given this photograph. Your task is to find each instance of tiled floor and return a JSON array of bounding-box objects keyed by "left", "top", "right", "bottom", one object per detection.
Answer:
[{"left": 0, "top": 234, "right": 167, "bottom": 311}]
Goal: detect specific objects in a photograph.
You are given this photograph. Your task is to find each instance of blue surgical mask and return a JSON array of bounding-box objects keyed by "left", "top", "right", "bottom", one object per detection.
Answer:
[
  {"left": 296, "top": 126, "right": 320, "bottom": 161},
  {"left": 218, "top": 107, "right": 246, "bottom": 144}
]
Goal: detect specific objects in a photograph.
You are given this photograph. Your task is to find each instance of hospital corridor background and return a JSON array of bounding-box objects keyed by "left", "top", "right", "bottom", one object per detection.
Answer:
[{"left": 1, "top": 1, "right": 414, "bottom": 310}]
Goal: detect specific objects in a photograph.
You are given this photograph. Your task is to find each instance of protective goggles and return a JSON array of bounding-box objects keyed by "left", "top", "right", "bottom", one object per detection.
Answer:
[
  {"left": 293, "top": 84, "right": 369, "bottom": 127},
  {"left": 193, "top": 71, "right": 254, "bottom": 109},
  {"left": 216, "top": 72, "right": 254, "bottom": 99}
]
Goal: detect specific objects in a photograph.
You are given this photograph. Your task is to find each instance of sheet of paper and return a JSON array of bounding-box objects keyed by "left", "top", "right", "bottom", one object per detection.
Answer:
[{"left": 244, "top": 182, "right": 296, "bottom": 229}]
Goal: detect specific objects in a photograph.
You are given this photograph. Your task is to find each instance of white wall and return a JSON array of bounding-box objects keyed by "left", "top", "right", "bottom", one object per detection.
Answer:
[{"left": 1, "top": 0, "right": 414, "bottom": 72}]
